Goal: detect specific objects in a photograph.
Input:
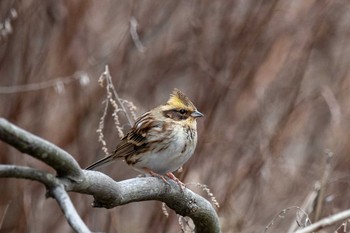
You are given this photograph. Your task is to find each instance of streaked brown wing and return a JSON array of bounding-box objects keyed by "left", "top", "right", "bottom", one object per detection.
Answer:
[{"left": 113, "top": 112, "right": 161, "bottom": 160}]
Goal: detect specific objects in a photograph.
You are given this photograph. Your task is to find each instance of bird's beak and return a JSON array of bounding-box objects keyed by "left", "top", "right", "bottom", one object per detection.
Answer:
[{"left": 191, "top": 110, "right": 204, "bottom": 118}]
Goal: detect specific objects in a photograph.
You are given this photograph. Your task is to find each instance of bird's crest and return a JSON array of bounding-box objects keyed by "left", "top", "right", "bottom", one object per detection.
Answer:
[{"left": 167, "top": 89, "right": 195, "bottom": 109}]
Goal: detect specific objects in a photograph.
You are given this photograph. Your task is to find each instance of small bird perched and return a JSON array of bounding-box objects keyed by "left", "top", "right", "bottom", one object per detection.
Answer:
[{"left": 86, "top": 89, "right": 203, "bottom": 187}]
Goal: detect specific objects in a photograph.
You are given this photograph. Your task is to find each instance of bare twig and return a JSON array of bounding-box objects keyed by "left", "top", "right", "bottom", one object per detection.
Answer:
[
  {"left": 96, "top": 65, "right": 137, "bottom": 155},
  {"left": 103, "top": 65, "right": 135, "bottom": 126},
  {"left": 0, "top": 71, "right": 89, "bottom": 94},
  {"left": 334, "top": 220, "right": 349, "bottom": 233},
  {"left": 288, "top": 151, "right": 333, "bottom": 232},
  {"left": 97, "top": 65, "right": 135, "bottom": 141},
  {"left": 50, "top": 186, "right": 91, "bottom": 233},
  {"left": 264, "top": 206, "right": 311, "bottom": 233},
  {"left": 314, "top": 150, "right": 333, "bottom": 221},
  {"left": 294, "top": 209, "right": 350, "bottom": 233},
  {"left": 287, "top": 184, "right": 319, "bottom": 233}
]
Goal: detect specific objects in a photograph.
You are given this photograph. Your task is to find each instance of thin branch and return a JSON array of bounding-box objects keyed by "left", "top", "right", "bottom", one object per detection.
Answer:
[
  {"left": 287, "top": 185, "right": 319, "bottom": 233},
  {"left": 0, "top": 165, "right": 90, "bottom": 233},
  {"left": 0, "top": 165, "right": 60, "bottom": 187},
  {"left": 103, "top": 65, "right": 135, "bottom": 126},
  {"left": 0, "top": 71, "right": 89, "bottom": 94},
  {"left": 0, "top": 118, "right": 83, "bottom": 181},
  {"left": 50, "top": 186, "right": 91, "bottom": 233},
  {"left": 314, "top": 151, "right": 333, "bottom": 221},
  {"left": 264, "top": 206, "right": 311, "bottom": 233},
  {"left": 294, "top": 209, "right": 350, "bottom": 233}
]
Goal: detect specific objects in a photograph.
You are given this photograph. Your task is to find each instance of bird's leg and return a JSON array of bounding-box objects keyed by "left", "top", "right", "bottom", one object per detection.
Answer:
[
  {"left": 142, "top": 168, "right": 185, "bottom": 190},
  {"left": 166, "top": 172, "right": 185, "bottom": 190},
  {"left": 143, "top": 168, "right": 169, "bottom": 184}
]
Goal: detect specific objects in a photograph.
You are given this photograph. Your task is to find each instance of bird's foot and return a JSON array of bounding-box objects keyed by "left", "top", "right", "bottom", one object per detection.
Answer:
[
  {"left": 143, "top": 168, "right": 185, "bottom": 190},
  {"left": 148, "top": 170, "right": 170, "bottom": 184},
  {"left": 166, "top": 172, "right": 185, "bottom": 191}
]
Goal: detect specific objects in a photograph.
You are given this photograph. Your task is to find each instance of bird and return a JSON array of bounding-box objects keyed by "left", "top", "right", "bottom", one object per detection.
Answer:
[{"left": 85, "top": 88, "right": 203, "bottom": 187}]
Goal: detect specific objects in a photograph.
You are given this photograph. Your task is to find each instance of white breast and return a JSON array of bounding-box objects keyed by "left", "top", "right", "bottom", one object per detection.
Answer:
[{"left": 133, "top": 123, "right": 197, "bottom": 175}]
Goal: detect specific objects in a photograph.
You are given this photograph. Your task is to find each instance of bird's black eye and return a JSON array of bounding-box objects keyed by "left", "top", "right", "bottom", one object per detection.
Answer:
[{"left": 179, "top": 109, "right": 186, "bottom": 114}]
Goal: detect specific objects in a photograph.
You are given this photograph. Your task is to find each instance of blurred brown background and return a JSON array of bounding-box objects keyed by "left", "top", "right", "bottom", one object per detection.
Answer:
[{"left": 1, "top": 0, "right": 350, "bottom": 232}]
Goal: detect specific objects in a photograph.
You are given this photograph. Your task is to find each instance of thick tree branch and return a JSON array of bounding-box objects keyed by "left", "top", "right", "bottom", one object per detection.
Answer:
[
  {"left": 71, "top": 171, "right": 221, "bottom": 233},
  {"left": 0, "top": 118, "right": 221, "bottom": 233},
  {"left": 0, "top": 118, "right": 83, "bottom": 181}
]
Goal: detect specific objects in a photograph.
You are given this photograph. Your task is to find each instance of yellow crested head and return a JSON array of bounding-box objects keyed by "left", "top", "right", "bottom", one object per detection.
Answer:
[
  {"left": 167, "top": 88, "right": 196, "bottom": 110},
  {"left": 160, "top": 88, "right": 203, "bottom": 121}
]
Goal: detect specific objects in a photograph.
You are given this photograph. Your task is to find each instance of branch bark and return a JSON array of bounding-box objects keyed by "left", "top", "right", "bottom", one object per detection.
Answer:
[
  {"left": 0, "top": 118, "right": 83, "bottom": 181},
  {"left": 0, "top": 118, "right": 221, "bottom": 233},
  {"left": 0, "top": 165, "right": 90, "bottom": 233},
  {"left": 73, "top": 171, "right": 220, "bottom": 232},
  {"left": 51, "top": 186, "right": 91, "bottom": 233}
]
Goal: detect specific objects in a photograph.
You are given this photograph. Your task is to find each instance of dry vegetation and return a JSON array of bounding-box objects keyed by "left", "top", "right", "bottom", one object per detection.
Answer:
[{"left": 1, "top": 1, "right": 350, "bottom": 232}]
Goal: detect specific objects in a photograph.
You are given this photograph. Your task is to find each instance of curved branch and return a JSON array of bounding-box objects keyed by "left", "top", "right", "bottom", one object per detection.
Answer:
[
  {"left": 71, "top": 171, "right": 221, "bottom": 233},
  {"left": 0, "top": 118, "right": 83, "bottom": 181}
]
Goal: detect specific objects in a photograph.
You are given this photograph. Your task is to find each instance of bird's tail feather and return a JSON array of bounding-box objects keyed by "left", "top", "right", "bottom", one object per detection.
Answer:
[{"left": 85, "top": 155, "right": 115, "bottom": 170}]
